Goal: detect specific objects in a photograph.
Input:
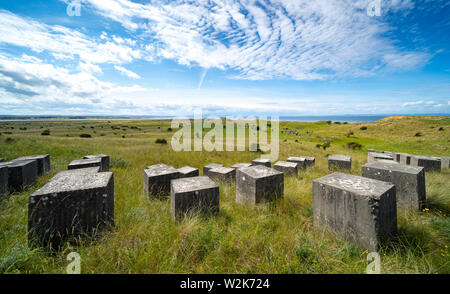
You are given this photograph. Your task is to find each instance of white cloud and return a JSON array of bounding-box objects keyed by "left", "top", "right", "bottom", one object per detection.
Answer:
[
  {"left": 114, "top": 65, "right": 141, "bottom": 79},
  {"left": 81, "top": 0, "right": 431, "bottom": 80},
  {"left": 0, "top": 10, "right": 145, "bottom": 65}
]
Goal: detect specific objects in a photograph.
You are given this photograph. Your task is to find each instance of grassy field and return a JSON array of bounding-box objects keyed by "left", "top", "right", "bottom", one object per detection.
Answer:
[{"left": 0, "top": 115, "right": 449, "bottom": 274}]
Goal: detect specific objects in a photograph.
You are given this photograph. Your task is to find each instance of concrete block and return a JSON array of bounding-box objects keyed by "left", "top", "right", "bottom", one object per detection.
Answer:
[
  {"left": 328, "top": 155, "right": 352, "bottom": 171},
  {"left": 392, "top": 152, "right": 408, "bottom": 163},
  {"left": 251, "top": 158, "right": 271, "bottom": 168},
  {"left": 287, "top": 157, "right": 306, "bottom": 170},
  {"left": 362, "top": 162, "right": 426, "bottom": 211},
  {"left": 368, "top": 152, "right": 394, "bottom": 163},
  {"left": 177, "top": 166, "right": 199, "bottom": 178},
  {"left": 171, "top": 176, "right": 219, "bottom": 220},
  {"left": 68, "top": 158, "right": 102, "bottom": 171},
  {"left": 14, "top": 154, "right": 51, "bottom": 176},
  {"left": 203, "top": 163, "right": 223, "bottom": 176},
  {"left": 207, "top": 167, "right": 236, "bottom": 183},
  {"left": 0, "top": 160, "right": 38, "bottom": 191},
  {"left": 83, "top": 154, "right": 110, "bottom": 171},
  {"left": 313, "top": 172, "right": 397, "bottom": 251},
  {"left": 441, "top": 157, "right": 449, "bottom": 169},
  {"left": 410, "top": 155, "right": 441, "bottom": 172},
  {"left": 231, "top": 163, "right": 252, "bottom": 170},
  {"left": 274, "top": 161, "right": 298, "bottom": 176},
  {"left": 0, "top": 165, "right": 8, "bottom": 198},
  {"left": 399, "top": 153, "right": 412, "bottom": 165},
  {"left": 303, "top": 157, "right": 316, "bottom": 168},
  {"left": 28, "top": 171, "right": 114, "bottom": 248},
  {"left": 144, "top": 164, "right": 180, "bottom": 197},
  {"left": 236, "top": 165, "right": 284, "bottom": 205},
  {"left": 0, "top": 158, "right": 5, "bottom": 162}
]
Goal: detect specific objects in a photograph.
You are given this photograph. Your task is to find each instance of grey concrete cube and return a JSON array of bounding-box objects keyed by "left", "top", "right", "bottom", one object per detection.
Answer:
[
  {"left": 236, "top": 165, "right": 284, "bottom": 205},
  {"left": 203, "top": 163, "right": 224, "bottom": 176},
  {"left": 144, "top": 164, "right": 180, "bottom": 197},
  {"left": 328, "top": 155, "right": 352, "bottom": 171},
  {"left": 68, "top": 158, "right": 103, "bottom": 171},
  {"left": 399, "top": 153, "right": 412, "bottom": 165},
  {"left": 0, "top": 160, "right": 38, "bottom": 191},
  {"left": 303, "top": 157, "right": 316, "bottom": 168},
  {"left": 171, "top": 176, "right": 219, "bottom": 220},
  {"left": 231, "top": 163, "right": 252, "bottom": 170},
  {"left": 14, "top": 154, "right": 51, "bottom": 176},
  {"left": 441, "top": 157, "right": 449, "bottom": 169},
  {"left": 274, "top": 161, "right": 298, "bottom": 176},
  {"left": 368, "top": 152, "right": 394, "bottom": 163},
  {"left": 0, "top": 158, "right": 5, "bottom": 162},
  {"left": 251, "top": 158, "right": 271, "bottom": 168},
  {"left": 287, "top": 157, "right": 306, "bottom": 170},
  {"left": 313, "top": 172, "right": 397, "bottom": 251},
  {"left": 28, "top": 170, "right": 114, "bottom": 248},
  {"left": 83, "top": 154, "right": 110, "bottom": 171},
  {"left": 362, "top": 162, "right": 426, "bottom": 211},
  {"left": 207, "top": 167, "right": 236, "bottom": 183},
  {"left": 178, "top": 166, "right": 199, "bottom": 178},
  {"left": 410, "top": 155, "right": 441, "bottom": 172},
  {"left": 0, "top": 165, "right": 8, "bottom": 198}
]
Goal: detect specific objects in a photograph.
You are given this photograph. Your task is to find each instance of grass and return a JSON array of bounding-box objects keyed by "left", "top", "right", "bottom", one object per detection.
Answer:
[{"left": 0, "top": 115, "right": 449, "bottom": 274}]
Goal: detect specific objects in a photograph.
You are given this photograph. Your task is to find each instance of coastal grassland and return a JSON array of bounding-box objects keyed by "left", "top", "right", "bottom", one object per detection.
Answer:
[{"left": 0, "top": 116, "right": 449, "bottom": 274}]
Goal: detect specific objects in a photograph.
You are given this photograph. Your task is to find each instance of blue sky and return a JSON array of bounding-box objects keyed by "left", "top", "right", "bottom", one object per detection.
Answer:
[{"left": 0, "top": 0, "right": 449, "bottom": 116}]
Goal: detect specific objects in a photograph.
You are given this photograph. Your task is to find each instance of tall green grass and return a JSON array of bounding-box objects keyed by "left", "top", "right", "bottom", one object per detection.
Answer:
[{"left": 0, "top": 116, "right": 448, "bottom": 273}]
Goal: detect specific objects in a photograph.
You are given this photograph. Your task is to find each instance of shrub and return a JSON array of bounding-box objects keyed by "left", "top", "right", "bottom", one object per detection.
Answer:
[
  {"left": 41, "top": 130, "right": 50, "bottom": 136},
  {"left": 5, "top": 137, "right": 14, "bottom": 143},
  {"left": 415, "top": 132, "right": 422, "bottom": 137},
  {"left": 334, "top": 121, "right": 341, "bottom": 125},
  {"left": 79, "top": 133, "right": 92, "bottom": 138},
  {"left": 155, "top": 138, "right": 167, "bottom": 144},
  {"left": 347, "top": 142, "right": 362, "bottom": 150},
  {"left": 322, "top": 142, "right": 331, "bottom": 150},
  {"left": 167, "top": 128, "right": 173, "bottom": 132},
  {"left": 326, "top": 121, "right": 332, "bottom": 125},
  {"left": 346, "top": 130, "right": 354, "bottom": 137},
  {"left": 439, "top": 127, "right": 444, "bottom": 131},
  {"left": 316, "top": 144, "right": 322, "bottom": 149},
  {"left": 360, "top": 126, "right": 367, "bottom": 131}
]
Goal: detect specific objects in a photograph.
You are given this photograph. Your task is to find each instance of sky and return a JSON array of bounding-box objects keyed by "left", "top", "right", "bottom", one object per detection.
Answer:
[{"left": 0, "top": 0, "right": 449, "bottom": 116}]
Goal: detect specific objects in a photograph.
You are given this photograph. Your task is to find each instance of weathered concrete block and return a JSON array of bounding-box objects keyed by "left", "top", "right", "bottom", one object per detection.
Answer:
[
  {"left": 0, "top": 165, "right": 8, "bottom": 198},
  {"left": 441, "top": 157, "right": 450, "bottom": 169},
  {"left": 178, "top": 166, "right": 199, "bottom": 178},
  {"left": 368, "top": 152, "right": 394, "bottom": 163},
  {"left": 274, "top": 161, "right": 298, "bottom": 176},
  {"left": 0, "top": 160, "right": 38, "bottom": 191},
  {"left": 362, "top": 162, "right": 426, "bottom": 211},
  {"left": 313, "top": 172, "right": 397, "bottom": 251},
  {"left": 83, "top": 154, "right": 109, "bottom": 171},
  {"left": 68, "top": 158, "right": 102, "bottom": 171},
  {"left": 144, "top": 164, "right": 180, "bottom": 197},
  {"left": 231, "top": 163, "right": 252, "bottom": 170},
  {"left": 0, "top": 158, "right": 5, "bottom": 162},
  {"left": 410, "top": 155, "right": 441, "bottom": 172},
  {"left": 28, "top": 171, "right": 114, "bottom": 248},
  {"left": 303, "top": 157, "right": 316, "bottom": 167},
  {"left": 287, "top": 157, "right": 306, "bottom": 170},
  {"left": 251, "top": 158, "right": 271, "bottom": 168},
  {"left": 399, "top": 153, "right": 412, "bottom": 165},
  {"left": 236, "top": 165, "right": 284, "bottom": 205},
  {"left": 208, "top": 167, "right": 236, "bottom": 183},
  {"left": 171, "top": 176, "right": 219, "bottom": 220},
  {"left": 203, "top": 163, "right": 223, "bottom": 176},
  {"left": 328, "top": 155, "right": 352, "bottom": 171},
  {"left": 14, "top": 154, "right": 51, "bottom": 176}
]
